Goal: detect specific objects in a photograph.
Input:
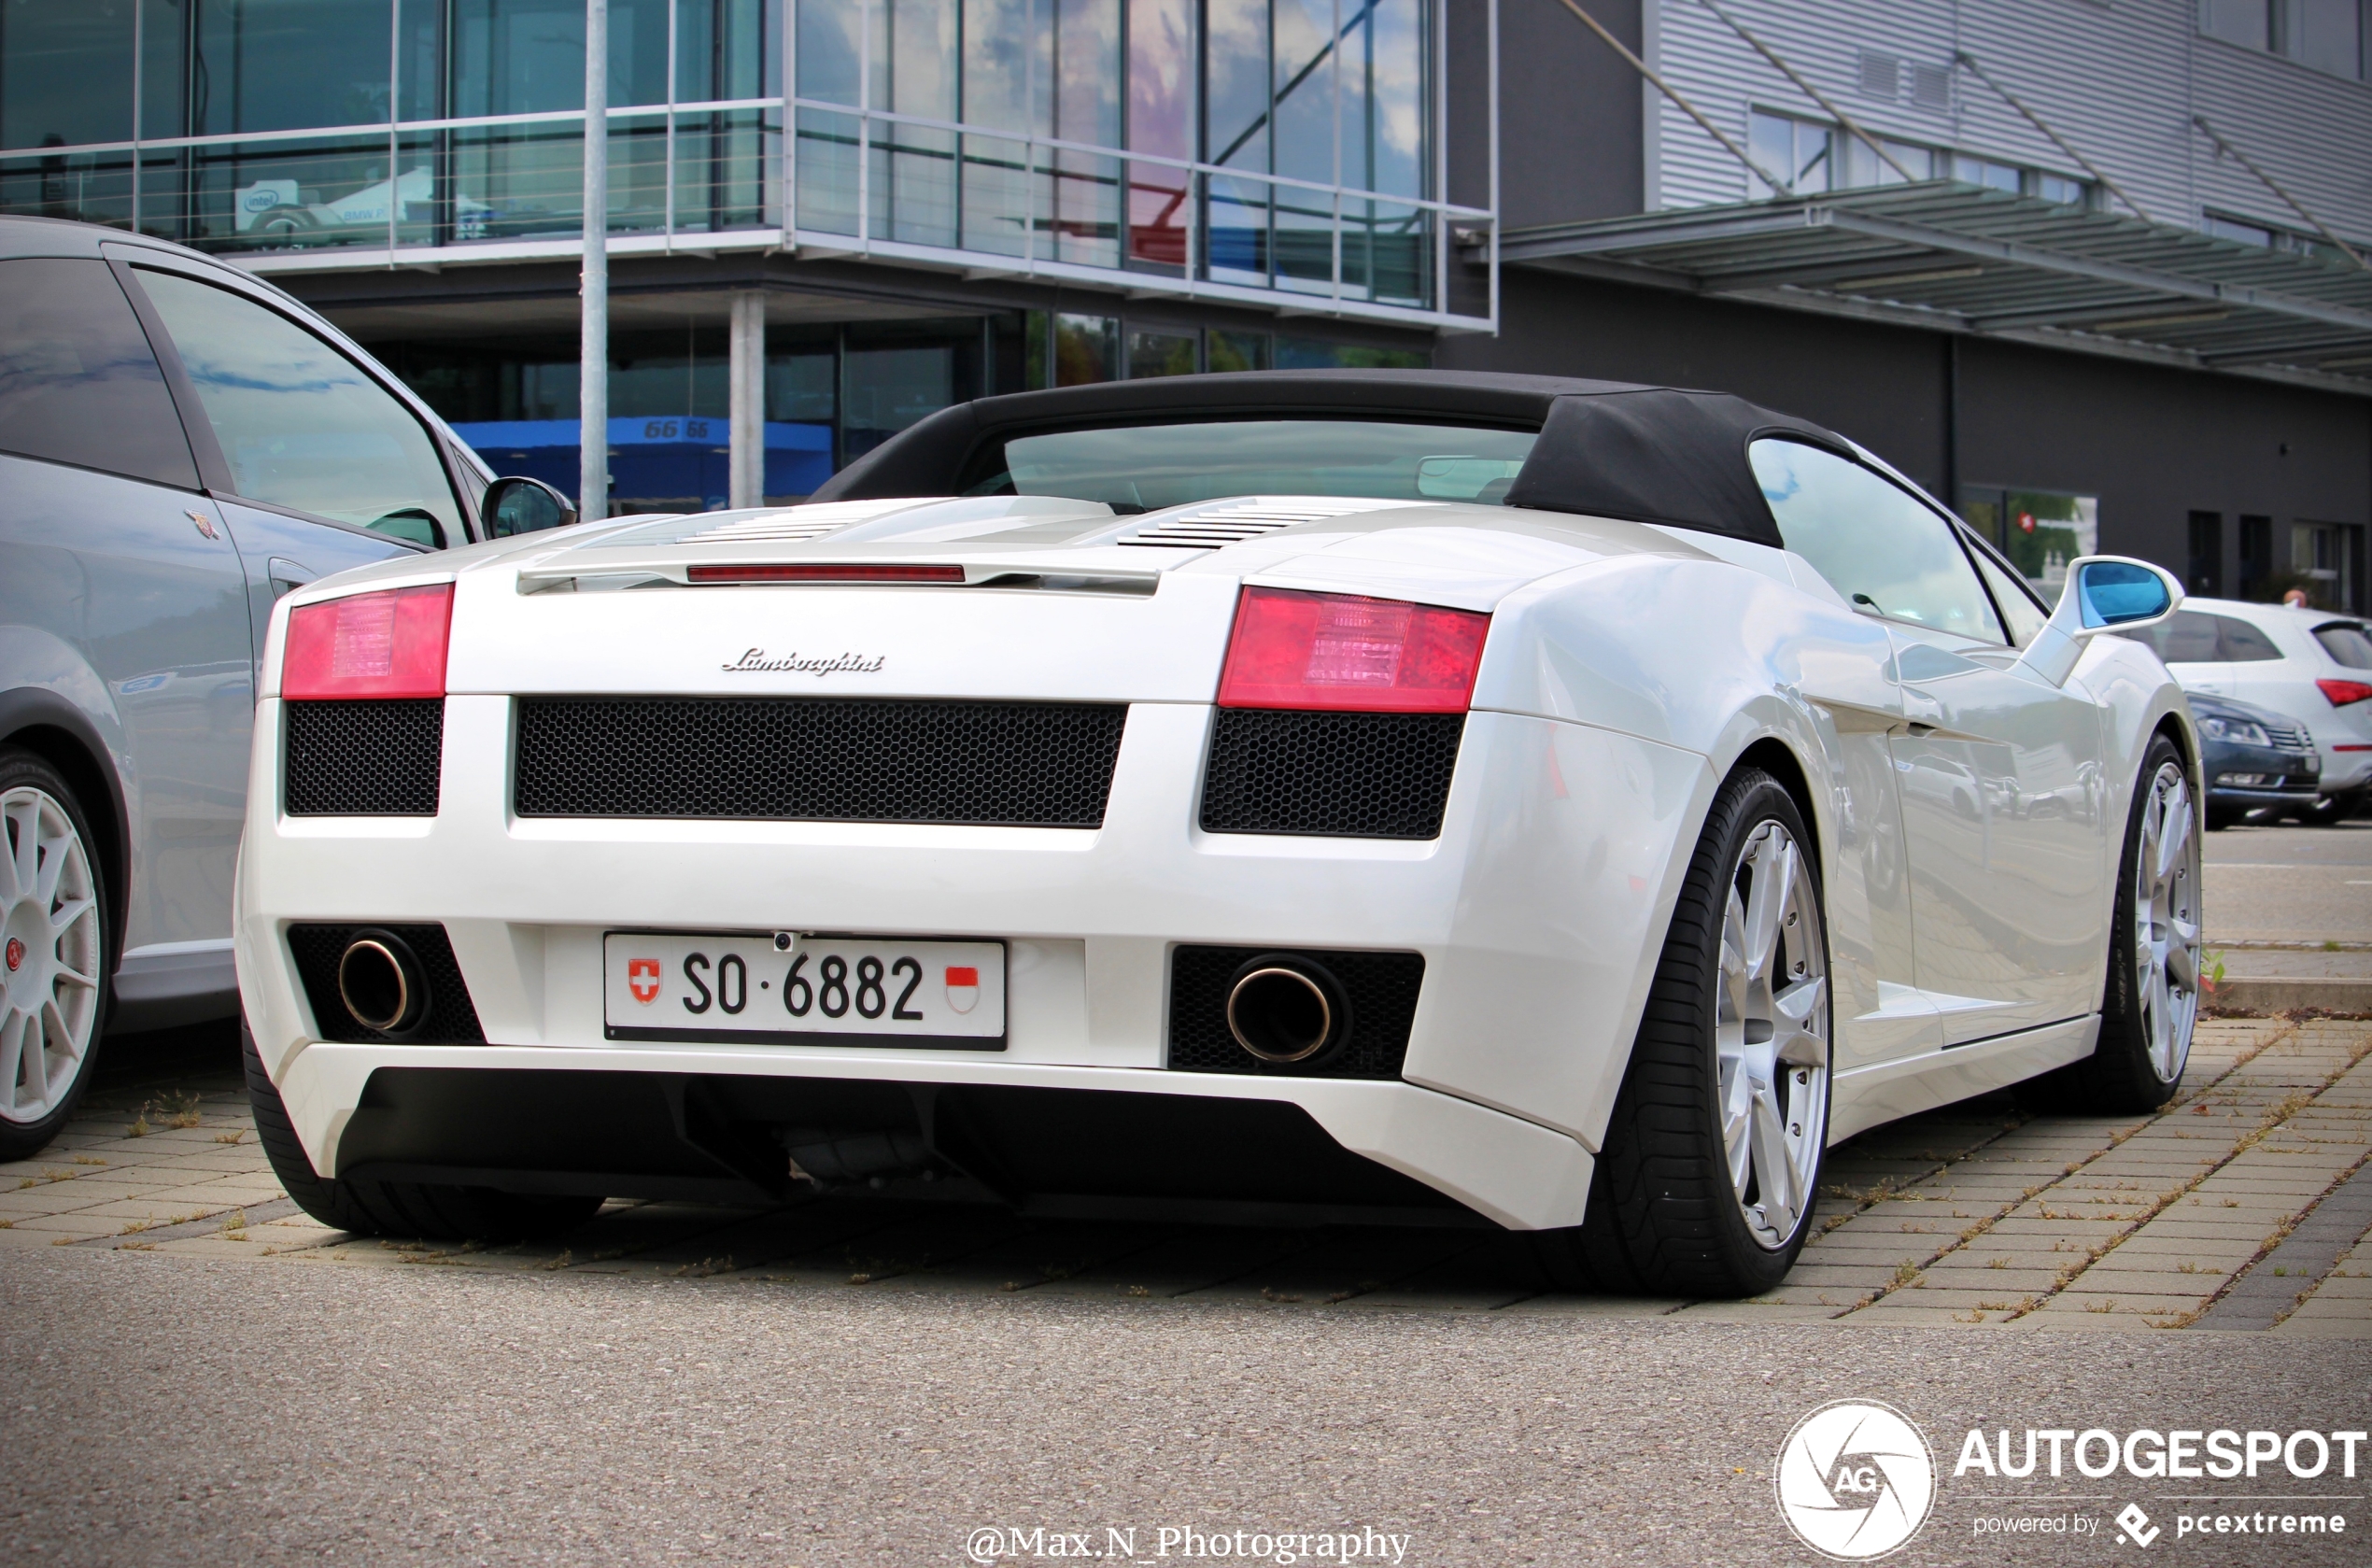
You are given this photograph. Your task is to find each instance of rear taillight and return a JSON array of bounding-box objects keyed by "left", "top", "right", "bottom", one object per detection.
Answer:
[
  {"left": 2318, "top": 678, "right": 2372, "bottom": 708},
  {"left": 1216, "top": 587, "right": 1490, "bottom": 713},
  {"left": 282, "top": 585, "right": 453, "bottom": 699}
]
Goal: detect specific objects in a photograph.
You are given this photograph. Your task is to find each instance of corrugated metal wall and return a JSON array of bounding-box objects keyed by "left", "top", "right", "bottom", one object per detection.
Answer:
[{"left": 1643, "top": 0, "right": 2372, "bottom": 244}]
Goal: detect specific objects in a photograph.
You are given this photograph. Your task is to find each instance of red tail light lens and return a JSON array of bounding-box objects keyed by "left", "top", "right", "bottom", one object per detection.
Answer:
[
  {"left": 282, "top": 585, "right": 453, "bottom": 699},
  {"left": 1217, "top": 587, "right": 1490, "bottom": 713},
  {"left": 2318, "top": 678, "right": 2372, "bottom": 708}
]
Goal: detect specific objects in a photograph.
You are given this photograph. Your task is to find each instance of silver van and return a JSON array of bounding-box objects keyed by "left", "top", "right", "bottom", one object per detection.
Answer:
[{"left": 0, "top": 216, "right": 572, "bottom": 1156}]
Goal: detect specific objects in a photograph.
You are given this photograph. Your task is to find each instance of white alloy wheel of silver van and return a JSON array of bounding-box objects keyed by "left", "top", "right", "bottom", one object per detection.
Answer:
[{"left": 1, "top": 783, "right": 103, "bottom": 1124}]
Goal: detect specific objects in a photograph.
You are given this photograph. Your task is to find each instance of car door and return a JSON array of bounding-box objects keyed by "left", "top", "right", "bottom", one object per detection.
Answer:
[
  {"left": 1751, "top": 439, "right": 2109, "bottom": 1047},
  {"left": 111, "top": 257, "right": 463, "bottom": 672},
  {"left": 0, "top": 256, "right": 254, "bottom": 962}
]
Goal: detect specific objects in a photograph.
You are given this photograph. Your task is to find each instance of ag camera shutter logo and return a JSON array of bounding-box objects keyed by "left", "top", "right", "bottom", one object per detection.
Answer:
[{"left": 1774, "top": 1400, "right": 1937, "bottom": 1560}]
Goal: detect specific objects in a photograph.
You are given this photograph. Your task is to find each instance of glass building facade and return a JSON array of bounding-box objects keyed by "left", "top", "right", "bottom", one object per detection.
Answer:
[{"left": 0, "top": 0, "right": 1485, "bottom": 328}]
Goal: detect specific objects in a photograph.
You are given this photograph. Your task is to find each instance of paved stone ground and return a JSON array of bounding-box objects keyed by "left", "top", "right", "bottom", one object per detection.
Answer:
[{"left": 7, "top": 1013, "right": 2370, "bottom": 1338}]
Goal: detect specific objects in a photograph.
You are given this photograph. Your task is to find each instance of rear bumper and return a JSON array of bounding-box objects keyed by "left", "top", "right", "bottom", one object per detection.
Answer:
[
  {"left": 237, "top": 694, "right": 1705, "bottom": 1230},
  {"left": 283, "top": 1048, "right": 1592, "bottom": 1228}
]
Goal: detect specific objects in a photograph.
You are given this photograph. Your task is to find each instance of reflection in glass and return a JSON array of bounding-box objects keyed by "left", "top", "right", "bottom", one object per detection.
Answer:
[
  {"left": 796, "top": 108, "right": 861, "bottom": 233},
  {"left": 192, "top": 0, "right": 392, "bottom": 135},
  {"left": 1125, "top": 329, "right": 1196, "bottom": 378},
  {"left": 0, "top": 148, "right": 136, "bottom": 231},
  {"left": 674, "top": 108, "right": 780, "bottom": 233},
  {"left": 449, "top": 0, "right": 669, "bottom": 116},
  {"left": 988, "top": 418, "right": 1535, "bottom": 508},
  {"left": 1126, "top": 0, "right": 1192, "bottom": 269},
  {"left": 1207, "top": 330, "right": 1270, "bottom": 372},
  {"left": 1272, "top": 0, "right": 1334, "bottom": 188},
  {"left": 1, "top": 2, "right": 134, "bottom": 150},
  {"left": 843, "top": 342, "right": 953, "bottom": 458},
  {"left": 136, "top": 266, "right": 461, "bottom": 540},
  {"left": 1051, "top": 312, "right": 1116, "bottom": 385}
]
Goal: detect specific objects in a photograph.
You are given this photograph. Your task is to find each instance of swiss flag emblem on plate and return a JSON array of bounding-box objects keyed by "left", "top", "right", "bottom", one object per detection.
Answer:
[
  {"left": 628, "top": 958, "right": 661, "bottom": 1004},
  {"left": 944, "top": 966, "right": 981, "bottom": 1014}
]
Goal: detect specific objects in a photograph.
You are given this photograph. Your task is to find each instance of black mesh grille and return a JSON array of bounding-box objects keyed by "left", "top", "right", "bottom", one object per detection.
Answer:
[
  {"left": 1200, "top": 710, "right": 1463, "bottom": 839},
  {"left": 286, "top": 923, "right": 485, "bottom": 1044},
  {"left": 1167, "top": 945, "right": 1423, "bottom": 1080},
  {"left": 284, "top": 699, "right": 443, "bottom": 815},
  {"left": 515, "top": 697, "right": 1127, "bottom": 826}
]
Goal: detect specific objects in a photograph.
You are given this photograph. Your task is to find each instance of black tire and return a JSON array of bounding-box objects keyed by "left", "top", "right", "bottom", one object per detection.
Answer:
[
  {"left": 0, "top": 747, "right": 112, "bottom": 1162},
  {"left": 2026, "top": 733, "right": 2197, "bottom": 1115},
  {"left": 2303, "top": 788, "right": 2366, "bottom": 826},
  {"left": 1533, "top": 768, "right": 1831, "bottom": 1298},
  {"left": 243, "top": 1024, "right": 602, "bottom": 1240}
]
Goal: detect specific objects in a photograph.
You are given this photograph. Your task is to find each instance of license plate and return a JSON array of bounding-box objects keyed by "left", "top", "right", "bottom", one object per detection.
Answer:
[{"left": 603, "top": 932, "right": 1006, "bottom": 1049}]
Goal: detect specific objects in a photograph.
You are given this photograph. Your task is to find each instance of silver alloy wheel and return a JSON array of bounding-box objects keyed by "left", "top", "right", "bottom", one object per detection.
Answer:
[
  {"left": 1715, "top": 818, "right": 1829, "bottom": 1250},
  {"left": 0, "top": 785, "right": 102, "bottom": 1124},
  {"left": 2134, "top": 759, "right": 2201, "bottom": 1085}
]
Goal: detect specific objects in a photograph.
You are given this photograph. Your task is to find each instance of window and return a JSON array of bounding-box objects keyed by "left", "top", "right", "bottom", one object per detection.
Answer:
[
  {"left": 2188, "top": 512, "right": 2224, "bottom": 597},
  {"left": 0, "top": 1, "right": 134, "bottom": 149},
  {"left": 2202, "top": 0, "right": 2274, "bottom": 48},
  {"left": 964, "top": 417, "right": 1536, "bottom": 508},
  {"left": 1748, "top": 111, "right": 1833, "bottom": 197},
  {"left": 134, "top": 267, "right": 459, "bottom": 544},
  {"left": 2238, "top": 515, "right": 2275, "bottom": 599},
  {"left": 1969, "top": 539, "right": 2052, "bottom": 647},
  {"left": 0, "top": 259, "right": 199, "bottom": 488},
  {"left": 2221, "top": 615, "right": 2284, "bottom": 661},
  {"left": 2314, "top": 623, "right": 2372, "bottom": 669},
  {"left": 1752, "top": 439, "right": 2006, "bottom": 643},
  {"left": 1955, "top": 485, "right": 2097, "bottom": 600},
  {"left": 2121, "top": 610, "right": 2225, "bottom": 664},
  {"left": 2199, "top": 0, "right": 2370, "bottom": 78}
]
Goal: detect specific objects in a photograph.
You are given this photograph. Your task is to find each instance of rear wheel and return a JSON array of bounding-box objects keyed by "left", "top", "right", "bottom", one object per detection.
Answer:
[
  {"left": 1535, "top": 768, "right": 1831, "bottom": 1297},
  {"left": 2032, "top": 734, "right": 2199, "bottom": 1113},
  {"left": 0, "top": 750, "right": 109, "bottom": 1162},
  {"left": 244, "top": 1024, "right": 602, "bottom": 1240}
]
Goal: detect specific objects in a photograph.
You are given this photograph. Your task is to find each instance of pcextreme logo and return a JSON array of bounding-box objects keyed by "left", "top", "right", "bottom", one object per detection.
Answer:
[{"left": 1775, "top": 1400, "right": 1938, "bottom": 1561}]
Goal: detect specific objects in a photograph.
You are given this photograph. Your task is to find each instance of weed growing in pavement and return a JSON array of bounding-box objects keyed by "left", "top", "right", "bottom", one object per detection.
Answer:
[
  {"left": 1125, "top": 1285, "right": 1151, "bottom": 1298},
  {"left": 540, "top": 1250, "right": 572, "bottom": 1271},
  {"left": 71, "top": 1154, "right": 105, "bottom": 1165},
  {"left": 219, "top": 1209, "right": 247, "bottom": 1240},
  {"left": 2084, "top": 1299, "right": 2116, "bottom": 1314},
  {"left": 673, "top": 1255, "right": 734, "bottom": 1278},
  {"left": 213, "top": 1131, "right": 244, "bottom": 1145},
  {"left": 0, "top": 1219, "right": 11, "bottom": 1228},
  {"left": 1889, "top": 1259, "right": 1920, "bottom": 1288},
  {"left": 1986, "top": 1255, "right": 2009, "bottom": 1268},
  {"left": 119, "top": 1220, "right": 150, "bottom": 1235}
]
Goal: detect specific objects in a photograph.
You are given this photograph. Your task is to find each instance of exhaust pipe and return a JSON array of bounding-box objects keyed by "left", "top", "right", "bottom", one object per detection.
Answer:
[
  {"left": 1225, "top": 955, "right": 1351, "bottom": 1065},
  {"left": 337, "top": 928, "right": 430, "bottom": 1037}
]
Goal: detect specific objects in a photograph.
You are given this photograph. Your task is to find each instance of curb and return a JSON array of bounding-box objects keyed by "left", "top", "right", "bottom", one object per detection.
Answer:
[{"left": 2207, "top": 977, "right": 2372, "bottom": 1015}]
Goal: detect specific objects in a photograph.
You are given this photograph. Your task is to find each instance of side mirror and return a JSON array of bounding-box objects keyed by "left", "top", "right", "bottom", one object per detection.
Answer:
[
  {"left": 2013, "top": 555, "right": 2184, "bottom": 687},
  {"left": 482, "top": 475, "right": 578, "bottom": 539}
]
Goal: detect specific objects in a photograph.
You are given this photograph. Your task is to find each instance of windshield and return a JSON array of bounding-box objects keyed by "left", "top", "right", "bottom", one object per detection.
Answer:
[{"left": 961, "top": 418, "right": 1538, "bottom": 511}]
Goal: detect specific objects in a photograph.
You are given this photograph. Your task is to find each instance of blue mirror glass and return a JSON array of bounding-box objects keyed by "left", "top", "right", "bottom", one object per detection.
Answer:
[{"left": 2077, "top": 561, "right": 2170, "bottom": 628}]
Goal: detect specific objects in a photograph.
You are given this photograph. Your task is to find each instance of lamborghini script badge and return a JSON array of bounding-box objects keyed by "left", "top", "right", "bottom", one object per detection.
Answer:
[{"left": 721, "top": 648, "right": 887, "bottom": 675}]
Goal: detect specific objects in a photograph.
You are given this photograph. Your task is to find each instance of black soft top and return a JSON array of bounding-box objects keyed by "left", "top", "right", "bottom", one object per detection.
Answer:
[{"left": 809, "top": 370, "right": 1854, "bottom": 549}]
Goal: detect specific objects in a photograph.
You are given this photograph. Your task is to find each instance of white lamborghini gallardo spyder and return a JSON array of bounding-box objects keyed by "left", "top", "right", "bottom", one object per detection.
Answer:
[{"left": 234, "top": 372, "right": 2203, "bottom": 1296}]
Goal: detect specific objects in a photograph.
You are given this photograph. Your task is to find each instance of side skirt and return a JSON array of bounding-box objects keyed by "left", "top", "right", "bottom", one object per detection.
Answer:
[{"left": 1828, "top": 1015, "right": 2099, "bottom": 1145}]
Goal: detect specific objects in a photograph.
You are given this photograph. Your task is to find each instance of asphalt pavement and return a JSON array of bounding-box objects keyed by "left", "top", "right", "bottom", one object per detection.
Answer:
[
  {"left": 2203, "top": 820, "right": 2372, "bottom": 983},
  {"left": 3, "top": 1245, "right": 2366, "bottom": 1567}
]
